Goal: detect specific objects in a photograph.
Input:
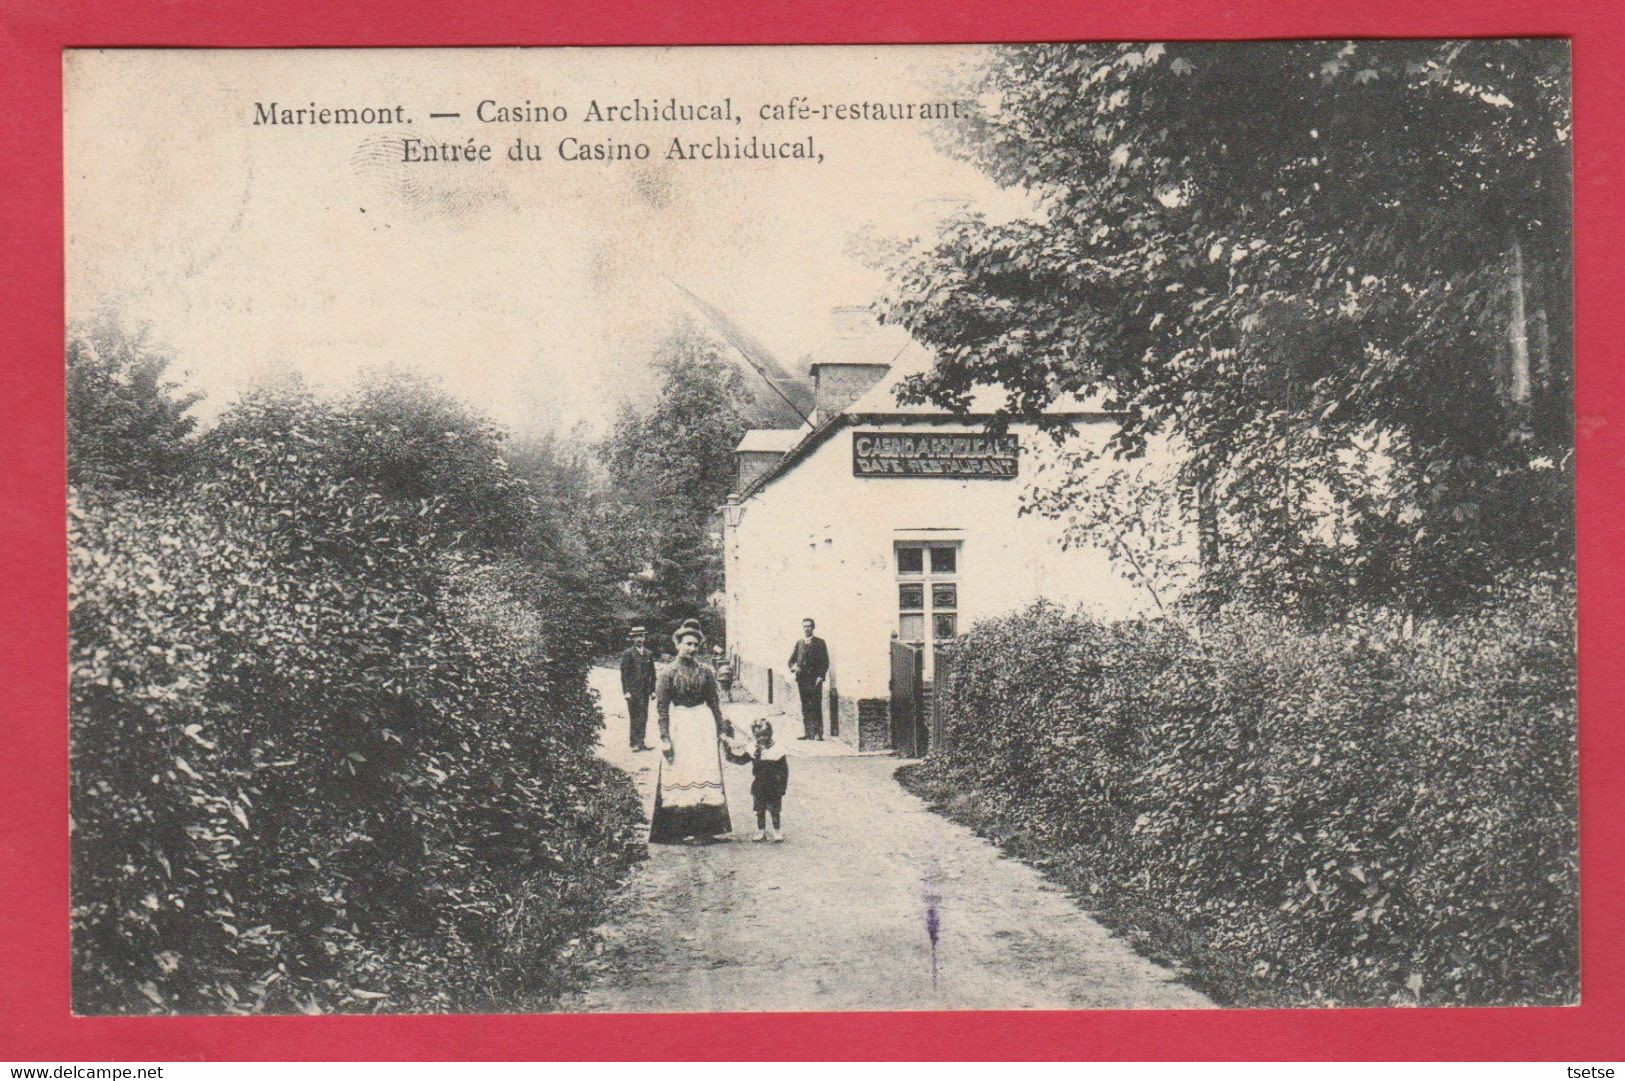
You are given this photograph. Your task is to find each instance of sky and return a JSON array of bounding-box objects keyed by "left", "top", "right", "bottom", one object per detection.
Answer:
[{"left": 65, "top": 46, "right": 1026, "bottom": 437}]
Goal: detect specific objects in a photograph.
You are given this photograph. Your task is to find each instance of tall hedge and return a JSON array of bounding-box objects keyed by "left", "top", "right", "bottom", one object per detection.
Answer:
[
  {"left": 69, "top": 391, "right": 642, "bottom": 1014},
  {"left": 923, "top": 576, "right": 1576, "bottom": 1005}
]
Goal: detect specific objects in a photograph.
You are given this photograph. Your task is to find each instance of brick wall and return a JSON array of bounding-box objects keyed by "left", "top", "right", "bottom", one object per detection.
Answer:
[
  {"left": 736, "top": 654, "right": 883, "bottom": 751},
  {"left": 813, "top": 364, "right": 890, "bottom": 419},
  {"left": 857, "top": 698, "right": 890, "bottom": 752},
  {"left": 737, "top": 450, "right": 785, "bottom": 493}
]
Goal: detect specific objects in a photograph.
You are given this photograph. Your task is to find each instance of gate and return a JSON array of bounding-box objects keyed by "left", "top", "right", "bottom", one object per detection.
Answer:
[
  {"left": 930, "top": 641, "right": 955, "bottom": 758},
  {"left": 889, "top": 637, "right": 926, "bottom": 758}
]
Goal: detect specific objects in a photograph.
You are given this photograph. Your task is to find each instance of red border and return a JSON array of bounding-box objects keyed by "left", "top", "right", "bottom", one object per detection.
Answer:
[{"left": 3, "top": 0, "right": 1621, "bottom": 1062}]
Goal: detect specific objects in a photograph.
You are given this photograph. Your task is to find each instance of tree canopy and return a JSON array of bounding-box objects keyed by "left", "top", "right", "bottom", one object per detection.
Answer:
[
  {"left": 881, "top": 40, "right": 1572, "bottom": 616},
  {"left": 599, "top": 324, "right": 754, "bottom": 638},
  {"left": 67, "top": 317, "right": 202, "bottom": 493}
]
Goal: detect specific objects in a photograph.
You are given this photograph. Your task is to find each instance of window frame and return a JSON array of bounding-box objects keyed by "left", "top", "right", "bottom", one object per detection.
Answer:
[{"left": 894, "top": 540, "right": 961, "bottom": 674}]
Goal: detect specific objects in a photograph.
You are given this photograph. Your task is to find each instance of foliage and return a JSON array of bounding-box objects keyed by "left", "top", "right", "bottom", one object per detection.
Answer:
[
  {"left": 599, "top": 324, "right": 753, "bottom": 636},
  {"left": 1026, "top": 447, "right": 1197, "bottom": 614},
  {"left": 69, "top": 383, "right": 643, "bottom": 1014},
  {"left": 503, "top": 429, "right": 627, "bottom": 654},
  {"left": 67, "top": 317, "right": 202, "bottom": 493},
  {"left": 210, "top": 375, "right": 622, "bottom": 656},
  {"left": 201, "top": 372, "right": 539, "bottom": 556},
  {"left": 920, "top": 578, "right": 1577, "bottom": 1006},
  {"left": 881, "top": 41, "right": 1573, "bottom": 614}
]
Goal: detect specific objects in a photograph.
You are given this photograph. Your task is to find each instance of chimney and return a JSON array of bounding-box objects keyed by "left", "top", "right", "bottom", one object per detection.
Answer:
[
  {"left": 734, "top": 429, "right": 800, "bottom": 493},
  {"left": 736, "top": 449, "right": 784, "bottom": 492},
  {"left": 813, "top": 363, "right": 891, "bottom": 419},
  {"left": 810, "top": 306, "right": 892, "bottom": 421},
  {"left": 830, "top": 304, "right": 875, "bottom": 337}
]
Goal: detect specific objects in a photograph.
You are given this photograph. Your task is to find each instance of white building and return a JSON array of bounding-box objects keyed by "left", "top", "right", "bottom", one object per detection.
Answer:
[{"left": 722, "top": 307, "right": 1180, "bottom": 751}]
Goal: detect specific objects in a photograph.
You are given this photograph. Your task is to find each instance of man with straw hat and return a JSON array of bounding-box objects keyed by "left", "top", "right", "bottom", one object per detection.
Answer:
[{"left": 619, "top": 625, "right": 657, "bottom": 751}]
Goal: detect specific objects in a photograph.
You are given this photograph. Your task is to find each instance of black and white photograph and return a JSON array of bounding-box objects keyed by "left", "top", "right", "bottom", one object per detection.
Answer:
[{"left": 65, "top": 41, "right": 1575, "bottom": 1015}]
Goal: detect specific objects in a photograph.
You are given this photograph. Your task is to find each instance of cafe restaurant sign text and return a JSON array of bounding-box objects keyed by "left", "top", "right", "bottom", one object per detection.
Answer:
[{"left": 852, "top": 431, "right": 1019, "bottom": 479}]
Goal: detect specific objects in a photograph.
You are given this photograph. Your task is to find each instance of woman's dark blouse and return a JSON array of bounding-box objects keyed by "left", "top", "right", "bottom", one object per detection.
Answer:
[{"left": 655, "top": 658, "right": 725, "bottom": 738}]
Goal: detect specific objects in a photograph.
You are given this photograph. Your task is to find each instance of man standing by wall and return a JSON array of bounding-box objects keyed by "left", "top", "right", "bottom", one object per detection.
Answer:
[
  {"left": 620, "top": 626, "right": 657, "bottom": 751},
  {"left": 788, "top": 618, "right": 830, "bottom": 741}
]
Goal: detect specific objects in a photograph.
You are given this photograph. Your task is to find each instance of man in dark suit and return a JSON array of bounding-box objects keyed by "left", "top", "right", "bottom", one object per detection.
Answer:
[
  {"left": 620, "top": 626, "right": 657, "bottom": 751},
  {"left": 788, "top": 618, "right": 830, "bottom": 741}
]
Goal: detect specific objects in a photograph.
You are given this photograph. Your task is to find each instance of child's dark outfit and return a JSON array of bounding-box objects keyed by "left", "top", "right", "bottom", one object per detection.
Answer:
[{"left": 750, "top": 742, "right": 789, "bottom": 826}]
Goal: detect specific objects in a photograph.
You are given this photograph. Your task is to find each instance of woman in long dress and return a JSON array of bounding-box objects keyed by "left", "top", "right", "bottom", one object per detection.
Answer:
[{"left": 648, "top": 621, "right": 733, "bottom": 843}]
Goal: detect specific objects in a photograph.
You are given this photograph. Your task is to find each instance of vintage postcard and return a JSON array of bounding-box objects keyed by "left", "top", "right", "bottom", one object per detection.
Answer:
[{"left": 64, "top": 43, "right": 1575, "bottom": 1015}]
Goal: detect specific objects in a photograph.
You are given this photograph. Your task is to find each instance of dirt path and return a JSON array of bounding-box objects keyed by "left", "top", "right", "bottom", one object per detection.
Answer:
[{"left": 566, "top": 666, "right": 1211, "bottom": 1012}]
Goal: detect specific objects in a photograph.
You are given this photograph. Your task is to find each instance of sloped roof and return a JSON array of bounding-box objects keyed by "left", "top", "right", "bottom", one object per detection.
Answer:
[
  {"left": 735, "top": 427, "right": 808, "bottom": 454},
  {"left": 674, "top": 283, "right": 815, "bottom": 425},
  {"left": 734, "top": 316, "right": 1112, "bottom": 500},
  {"left": 803, "top": 323, "right": 921, "bottom": 369},
  {"left": 843, "top": 345, "right": 1105, "bottom": 416},
  {"left": 737, "top": 404, "right": 1113, "bottom": 502}
]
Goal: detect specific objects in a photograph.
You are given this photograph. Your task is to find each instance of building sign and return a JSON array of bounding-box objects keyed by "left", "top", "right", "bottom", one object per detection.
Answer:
[{"left": 852, "top": 431, "right": 1019, "bottom": 478}]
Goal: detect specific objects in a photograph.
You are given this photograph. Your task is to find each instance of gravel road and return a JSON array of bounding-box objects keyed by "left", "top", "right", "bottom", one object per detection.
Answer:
[{"left": 565, "top": 666, "right": 1211, "bottom": 1012}]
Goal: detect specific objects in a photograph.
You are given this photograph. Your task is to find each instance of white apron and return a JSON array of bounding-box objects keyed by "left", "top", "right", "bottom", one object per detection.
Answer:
[{"left": 649, "top": 703, "right": 732, "bottom": 842}]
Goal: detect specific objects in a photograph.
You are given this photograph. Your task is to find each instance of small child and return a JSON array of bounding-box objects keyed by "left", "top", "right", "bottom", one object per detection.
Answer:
[
  {"left": 716, "top": 658, "right": 735, "bottom": 702},
  {"left": 748, "top": 718, "right": 789, "bottom": 842}
]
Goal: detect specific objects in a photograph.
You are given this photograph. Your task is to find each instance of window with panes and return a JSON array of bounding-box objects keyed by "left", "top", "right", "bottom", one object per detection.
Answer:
[{"left": 896, "top": 542, "right": 959, "bottom": 675}]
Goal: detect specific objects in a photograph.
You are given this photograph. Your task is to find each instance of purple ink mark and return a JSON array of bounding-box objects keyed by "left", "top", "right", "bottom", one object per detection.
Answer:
[
  {"left": 925, "top": 901, "right": 941, "bottom": 991},
  {"left": 922, "top": 859, "right": 944, "bottom": 992}
]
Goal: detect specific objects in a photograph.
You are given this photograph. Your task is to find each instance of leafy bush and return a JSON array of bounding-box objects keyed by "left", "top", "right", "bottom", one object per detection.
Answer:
[
  {"left": 70, "top": 386, "right": 642, "bottom": 1014},
  {"left": 920, "top": 577, "right": 1576, "bottom": 1005},
  {"left": 66, "top": 317, "right": 200, "bottom": 493}
]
